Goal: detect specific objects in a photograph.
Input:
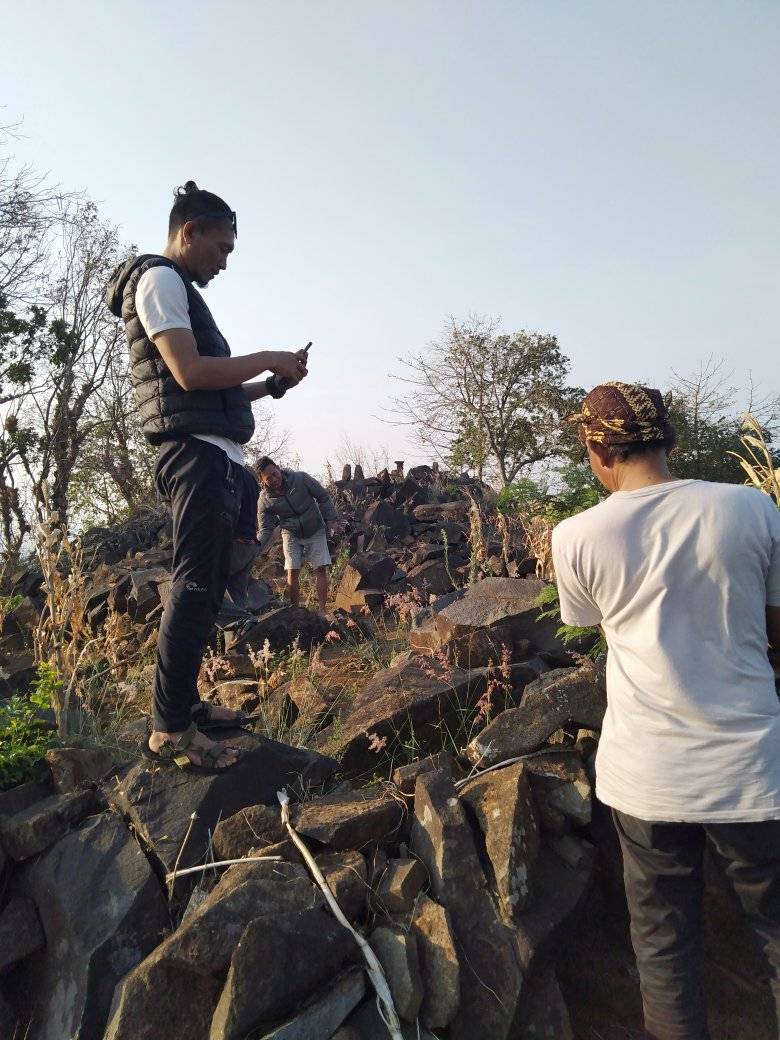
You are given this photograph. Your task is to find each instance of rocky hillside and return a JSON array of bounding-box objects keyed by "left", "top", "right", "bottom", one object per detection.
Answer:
[{"left": 0, "top": 464, "right": 774, "bottom": 1039}]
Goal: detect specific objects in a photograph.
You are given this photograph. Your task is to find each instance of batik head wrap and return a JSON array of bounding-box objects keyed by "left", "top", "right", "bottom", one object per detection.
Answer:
[{"left": 567, "top": 382, "right": 674, "bottom": 446}]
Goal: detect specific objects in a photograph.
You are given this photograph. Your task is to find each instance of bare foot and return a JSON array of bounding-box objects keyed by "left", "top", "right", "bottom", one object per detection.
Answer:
[
  {"left": 148, "top": 728, "right": 239, "bottom": 769},
  {"left": 193, "top": 702, "right": 245, "bottom": 723}
]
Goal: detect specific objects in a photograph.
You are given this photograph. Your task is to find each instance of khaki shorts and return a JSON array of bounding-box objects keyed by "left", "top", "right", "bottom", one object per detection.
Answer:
[{"left": 282, "top": 527, "right": 331, "bottom": 571}]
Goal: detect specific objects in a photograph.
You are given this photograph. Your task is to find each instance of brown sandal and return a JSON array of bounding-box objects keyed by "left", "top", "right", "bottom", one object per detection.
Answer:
[{"left": 141, "top": 722, "right": 241, "bottom": 772}]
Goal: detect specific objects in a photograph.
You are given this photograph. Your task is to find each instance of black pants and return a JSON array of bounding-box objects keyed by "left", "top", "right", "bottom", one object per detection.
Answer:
[
  {"left": 151, "top": 438, "right": 255, "bottom": 732},
  {"left": 613, "top": 809, "right": 780, "bottom": 1040}
]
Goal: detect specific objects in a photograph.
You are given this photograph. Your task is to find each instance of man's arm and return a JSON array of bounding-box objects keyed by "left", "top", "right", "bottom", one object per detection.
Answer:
[
  {"left": 242, "top": 381, "right": 271, "bottom": 402},
  {"left": 302, "top": 472, "right": 338, "bottom": 523},
  {"left": 152, "top": 328, "right": 307, "bottom": 392},
  {"left": 256, "top": 500, "right": 278, "bottom": 553}
]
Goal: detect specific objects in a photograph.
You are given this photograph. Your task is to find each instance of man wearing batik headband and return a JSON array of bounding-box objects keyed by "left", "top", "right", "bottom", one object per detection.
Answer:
[{"left": 552, "top": 381, "right": 780, "bottom": 1039}]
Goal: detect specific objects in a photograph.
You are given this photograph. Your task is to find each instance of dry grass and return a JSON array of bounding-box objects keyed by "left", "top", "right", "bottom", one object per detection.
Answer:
[
  {"left": 31, "top": 513, "right": 154, "bottom": 745},
  {"left": 729, "top": 413, "right": 780, "bottom": 506}
]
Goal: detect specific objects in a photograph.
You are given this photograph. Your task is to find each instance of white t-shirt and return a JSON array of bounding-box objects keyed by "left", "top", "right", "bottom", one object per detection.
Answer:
[
  {"left": 552, "top": 479, "right": 780, "bottom": 823},
  {"left": 135, "top": 266, "right": 245, "bottom": 466}
]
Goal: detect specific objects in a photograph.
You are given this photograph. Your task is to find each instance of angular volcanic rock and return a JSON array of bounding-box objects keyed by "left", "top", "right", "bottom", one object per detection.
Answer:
[
  {"left": 105, "top": 861, "right": 321, "bottom": 1040},
  {"left": 108, "top": 731, "right": 338, "bottom": 874},
  {"left": 16, "top": 812, "right": 169, "bottom": 1040},
  {"left": 318, "top": 658, "right": 487, "bottom": 775},
  {"left": 226, "top": 606, "right": 330, "bottom": 654},
  {"left": 466, "top": 661, "right": 606, "bottom": 768},
  {"left": 459, "top": 760, "right": 541, "bottom": 918},
  {"left": 0, "top": 789, "right": 104, "bottom": 862},
  {"left": 291, "top": 786, "right": 405, "bottom": 850},
  {"left": 410, "top": 576, "right": 568, "bottom": 666},
  {"left": 410, "top": 769, "right": 523, "bottom": 1040},
  {"left": 209, "top": 908, "right": 354, "bottom": 1040}
]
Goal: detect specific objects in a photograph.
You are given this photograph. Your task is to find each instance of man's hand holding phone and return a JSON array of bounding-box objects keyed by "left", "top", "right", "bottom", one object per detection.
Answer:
[{"left": 266, "top": 342, "right": 311, "bottom": 398}]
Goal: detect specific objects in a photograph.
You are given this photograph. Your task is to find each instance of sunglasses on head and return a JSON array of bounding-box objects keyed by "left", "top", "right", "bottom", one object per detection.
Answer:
[{"left": 196, "top": 210, "right": 238, "bottom": 236}]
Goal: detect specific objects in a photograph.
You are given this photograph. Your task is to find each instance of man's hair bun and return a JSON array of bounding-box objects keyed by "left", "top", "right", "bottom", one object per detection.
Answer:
[{"left": 168, "top": 181, "right": 235, "bottom": 237}]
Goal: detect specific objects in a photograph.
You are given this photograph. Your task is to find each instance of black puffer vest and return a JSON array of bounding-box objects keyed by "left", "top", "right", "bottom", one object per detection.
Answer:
[{"left": 104, "top": 254, "right": 255, "bottom": 446}]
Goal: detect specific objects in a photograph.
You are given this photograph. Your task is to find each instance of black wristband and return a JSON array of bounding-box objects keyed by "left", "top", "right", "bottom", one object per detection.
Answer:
[{"left": 265, "top": 374, "right": 287, "bottom": 399}]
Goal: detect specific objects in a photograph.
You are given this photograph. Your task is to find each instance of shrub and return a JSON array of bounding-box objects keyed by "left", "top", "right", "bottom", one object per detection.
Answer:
[
  {"left": 0, "top": 668, "right": 58, "bottom": 790},
  {"left": 536, "top": 582, "right": 605, "bottom": 660}
]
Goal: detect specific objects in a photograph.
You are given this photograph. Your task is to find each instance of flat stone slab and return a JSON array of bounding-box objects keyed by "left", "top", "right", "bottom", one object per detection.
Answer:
[
  {"left": 319, "top": 658, "right": 487, "bottom": 774},
  {"left": 108, "top": 731, "right": 338, "bottom": 873},
  {"left": 0, "top": 789, "right": 104, "bottom": 861},
  {"left": 258, "top": 968, "right": 366, "bottom": 1040},
  {"left": 292, "top": 786, "right": 405, "bottom": 850}
]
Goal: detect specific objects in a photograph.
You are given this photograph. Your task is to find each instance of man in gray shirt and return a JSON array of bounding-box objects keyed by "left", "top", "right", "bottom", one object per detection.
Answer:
[{"left": 256, "top": 457, "right": 341, "bottom": 614}]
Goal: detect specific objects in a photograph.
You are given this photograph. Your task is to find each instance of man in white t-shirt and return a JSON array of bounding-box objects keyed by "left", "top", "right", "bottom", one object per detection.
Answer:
[
  {"left": 105, "top": 181, "right": 310, "bottom": 773},
  {"left": 552, "top": 381, "right": 780, "bottom": 1039}
]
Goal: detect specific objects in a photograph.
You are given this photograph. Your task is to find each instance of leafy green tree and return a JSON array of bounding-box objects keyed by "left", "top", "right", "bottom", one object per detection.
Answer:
[{"left": 392, "top": 316, "right": 582, "bottom": 487}]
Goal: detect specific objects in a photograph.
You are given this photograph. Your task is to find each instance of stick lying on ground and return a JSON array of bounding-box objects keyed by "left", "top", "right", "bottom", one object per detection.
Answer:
[{"left": 277, "top": 788, "right": 404, "bottom": 1040}]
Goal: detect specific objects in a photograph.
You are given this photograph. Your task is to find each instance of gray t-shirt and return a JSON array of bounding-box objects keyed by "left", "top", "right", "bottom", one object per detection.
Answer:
[{"left": 552, "top": 479, "right": 780, "bottom": 823}]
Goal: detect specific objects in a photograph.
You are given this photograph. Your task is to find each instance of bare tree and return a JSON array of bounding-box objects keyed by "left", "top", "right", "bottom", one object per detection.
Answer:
[
  {"left": 389, "top": 315, "right": 582, "bottom": 488},
  {"left": 244, "top": 405, "right": 295, "bottom": 469},
  {"left": 334, "top": 433, "right": 390, "bottom": 476},
  {"left": 664, "top": 357, "right": 777, "bottom": 483},
  {"left": 0, "top": 126, "right": 79, "bottom": 307},
  {"left": 12, "top": 202, "right": 125, "bottom": 527}
]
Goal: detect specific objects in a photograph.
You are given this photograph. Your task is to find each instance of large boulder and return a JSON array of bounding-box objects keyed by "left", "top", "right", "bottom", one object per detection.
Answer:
[
  {"left": 105, "top": 860, "right": 322, "bottom": 1040},
  {"left": 226, "top": 606, "right": 330, "bottom": 654},
  {"left": 318, "top": 658, "right": 487, "bottom": 774},
  {"left": 108, "top": 732, "right": 338, "bottom": 874},
  {"left": 363, "top": 500, "right": 411, "bottom": 540},
  {"left": 411, "top": 769, "right": 523, "bottom": 1040},
  {"left": 410, "top": 577, "right": 568, "bottom": 666},
  {"left": 209, "top": 909, "right": 354, "bottom": 1040},
  {"left": 466, "top": 662, "right": 607, "bottom": 768},
  {"left": 15, "top": 813, "right": 169, "bottom": 1040},
  {"left": 459, "top": 761, "right": 541, "bottom": 919}
]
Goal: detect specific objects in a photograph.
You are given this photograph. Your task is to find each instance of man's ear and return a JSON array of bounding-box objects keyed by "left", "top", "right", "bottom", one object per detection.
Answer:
[
  {"left": 181, "top": 220, "right": 198, "bottom": 246},
  {"left": 588, "top": 441, "right": 613, "bottom": 469}
]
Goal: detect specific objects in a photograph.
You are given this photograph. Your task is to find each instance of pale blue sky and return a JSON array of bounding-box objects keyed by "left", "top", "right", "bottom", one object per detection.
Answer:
[{"left": 3, "top": 1, "right": 779, "bottom": 475}]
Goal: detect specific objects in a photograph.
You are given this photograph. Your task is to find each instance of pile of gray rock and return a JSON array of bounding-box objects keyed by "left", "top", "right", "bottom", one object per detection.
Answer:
[{"left": 0, "top": 642, "right": 604, "bottom": 1038}]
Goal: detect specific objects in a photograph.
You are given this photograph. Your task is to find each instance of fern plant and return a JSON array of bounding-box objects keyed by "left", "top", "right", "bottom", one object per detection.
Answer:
[{"left": 536, "top": 583, "right": 606, "bottom": 660}]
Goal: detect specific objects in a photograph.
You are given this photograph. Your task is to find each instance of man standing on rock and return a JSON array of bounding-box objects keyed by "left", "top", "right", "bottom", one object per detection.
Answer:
[
  {"left": 552, "top": 381, "right": 780, "bottom": 1039},
  {"left": 256, "top": 457, "right": 341, "bottom": 614},
  {"left": 105, "top": 181, "right": 309, "bottom": 771}
]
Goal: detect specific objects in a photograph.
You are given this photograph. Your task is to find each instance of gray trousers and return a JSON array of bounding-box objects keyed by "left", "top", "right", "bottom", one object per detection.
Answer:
[{"left": 613, "top": 810, "right": 780, "bottom": 1040}]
